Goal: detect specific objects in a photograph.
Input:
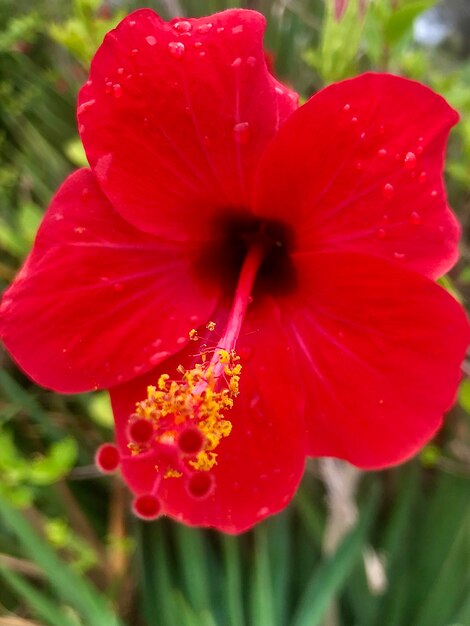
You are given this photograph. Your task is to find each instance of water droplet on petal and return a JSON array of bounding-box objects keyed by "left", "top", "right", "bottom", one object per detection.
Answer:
[
  {"left": 382, "top": 183, "right": 395, "bottom": 200},
  {"left": 233, "top": 121, "right": 250, "bottom": 144},
  {"left": 418, "top": 171, "right": 427, "bottom": 183},
  {"left": 355, "top": 161, "right": 363, "bottom": 171},
  {"left": 376, "top": 228, "right": 387, "bottom": 240},
  {"left": 176, "top": 336, "right": 186, "bottom": 345},
  {"left": 105, "top": 81, "right": 113, "bottom": 94},
  {"left": 77, "top": 99, "right": 96, "bottom": 114},
  {"left": 113, "top": 282, "right": 124, "bottom": 292},
  {"left": 197, "top": 22, "right": 213, "bottom": 34},
  {"left": 343, "top": 103, "right": 351, "bottom": 112},
  {"left": 351, "top": 116, "right": 358, "bottom": 124},
  {"left": 129, "top": 48, "right": 139, "bottom": 56},
  {"left": 117, "top": 67, "right": 124, "bottom": 75},
  {"left": 247, "top": 56, "right": 257, "bottom": 67},
  {"left": 86, "top": 80, "right": 92, "bottom": 87},
  {"left": 232, "top": 25, "right": 244, "bottom": 34},
  {"left": 394, "top": 252, "right": 406, "bottom": 260},
  {"left": 129, "top": 20, "right": 136, "bottom": 27},
  {"left": 410, "top": 211, "right": 421, "bottom": 226},
  {"left": 404, "top": 151, "right": 417, "bottom": 170},
  {"left": 194, "top": 41, "right": 202, "bottom": 48},
  {"left": 217, "top": 27, "right": 225, "bottom": 33},
  {"left": 79, "top": 124, "right": 85, "bottom": 134},
  {"left": 173, "top": 20, "right": 192, "bottom": 33},
  {"left": 81, "top": 187, "right": 90, "bottom": 200},
  {"left": 416, "top": 146, "right": 423, "bottom": 155},
  {"left": 199, "top": 51, "right": 206, "bottom": 58},
  {"left": 112, "top": 83, "right": 123, "bottom": 98},
  {"left": 275, "top": 86, "right": 284, "bottom": 95},
  {"left": 146, "top": 35, "right": 157, "bottom": 46},
  {"left": 377, "top": 148, "right": 387, "bottom": 158},
  {"left": 431, "top": 190, "right": 438, "bottom": 197},
  {"left": 168, "top": 41, "right": 185, "bottom": 58},
  {"left": 231, "top": 57, "right": 242, "bottom": 68}
]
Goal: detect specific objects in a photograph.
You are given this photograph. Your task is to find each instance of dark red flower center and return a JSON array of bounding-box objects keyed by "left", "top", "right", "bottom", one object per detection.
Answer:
[{"left": 197, "top": 214, "right": 298, "bottom": 298}]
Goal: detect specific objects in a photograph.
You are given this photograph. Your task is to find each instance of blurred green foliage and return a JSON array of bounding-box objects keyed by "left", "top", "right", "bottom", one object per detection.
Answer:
[{"left": 0, "top": 0, "right": 469, "bottom": 624}]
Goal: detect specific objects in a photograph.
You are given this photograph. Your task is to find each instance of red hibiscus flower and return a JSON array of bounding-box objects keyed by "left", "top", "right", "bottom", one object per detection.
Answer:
[{"left": 0, "top": 9, "right": 468, "bottom": 533}]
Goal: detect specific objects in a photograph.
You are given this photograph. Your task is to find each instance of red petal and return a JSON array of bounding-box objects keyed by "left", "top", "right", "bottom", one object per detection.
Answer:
[
  {"left": 254, "top": 73, "right": 460, "bottom": 279},
  {"left": 110, "top": 298, "right": 306, "bottom": 533},
  {"left": 78, "top": 9, "right": 298, "bottom": 240},
  {"left": 282, "top": 251, "right": 469, "bottom": 468},
  {"left": 0, "top": 170, "right": 218, "bottom": 392}
]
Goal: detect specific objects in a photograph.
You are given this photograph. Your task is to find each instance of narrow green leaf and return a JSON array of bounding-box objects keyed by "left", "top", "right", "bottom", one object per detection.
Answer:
[
  {"left": 221, "top": 535, "right": 245, "bottom": 626},
  {"left": 0, "top": 564, "right": 79, "bottom": 626},
  {"left": 0, "top": 496, "right": 123, "bottom": 626},
  {"left": 249, "top": 525, "right": 275, "bottom": 626},
  {"left": 291, "top": 490, "right": 378, "bottom": 626}
]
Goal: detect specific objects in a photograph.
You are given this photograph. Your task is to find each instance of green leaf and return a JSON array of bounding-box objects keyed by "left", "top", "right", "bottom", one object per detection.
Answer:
[
  {"left": 0, "top": 563, "right": 80, "bottom": 626},
  {"left": 0, "top": 495, "right": 123, "bottom": 626},
  {"left": 291, "top": 490, "right": 378, "bottom": 626}
]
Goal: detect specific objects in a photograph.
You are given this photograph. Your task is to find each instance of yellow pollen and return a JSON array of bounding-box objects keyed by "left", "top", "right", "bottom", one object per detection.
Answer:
[
  {"left": 133, "top": 345, "right": 241, "bottom": 474},
  {"left": 206, "top": 321, "right": 216, "bottom": 331},
  {"left": 189, "top": 328, "right": 199, "bottom": 341}
]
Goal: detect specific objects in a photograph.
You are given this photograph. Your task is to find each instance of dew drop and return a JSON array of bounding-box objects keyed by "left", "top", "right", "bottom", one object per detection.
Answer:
[
  {"left": 376, "top": 228, "right": 387, "bottom": 240},
  {"left": 77, "top": 99, "right": 96, "bottom": 114},
  {"left": 379, "top": 124, "right": 385, "bottom": 135},
  {"left": 197, "top": 23, "right": 213, "bottom": 34},
  {"left": 343, "top": 103, "right": 351, "bottom": 112},
  {"left": 173, "top": 20, "right": 192, "bottom": 33},
  {"left": 217, "top": 27, "right": 225, "bottom": 33},
  {"left": 351, "top": 116, "right": 358, "bottom": 124},
  {"left": 382, "top": 183, "right": 395, "bottom": 200},
  {"left": 431, "top": 190, "right": 438, "bottom": 197},
  {"left": 117, "top": 67, "right": 124, "bottom": 75},
  {"left": 105, "top": 81, "right": 113, "bottom": 94},
  {"left": 416, "top": 146, "right": 423, "bottom": 155},
  {"left": 404, "top": 151, "right": 417, "bottom": 170},
  {"left": 377, "top": 148, "right": 387, "bottom": 158},
  {"left": 232, "top": 25, "right": 244, "bottom": 34},
  {"left": 231, "top": 57, "right": 242, "bottom": 68},
  {"left": 168, "top": 41, "right": 185, "bottom": 58},
  {"left": 233, "top": 121, "right": 250, "bottom": 144},
  {"left": 410, "top": 211, "right": 421, "bottom": 226},
  {"left": 86, "top": 80, "right": 92, "bottom": 87},
  {"left": 129, "top": 20, "right": 136, "bottom": 27},
  {"left": 199, "top": 51, "right": 206, "bottom": 58},
  {"left": 247, "top": 56, "right": 257, "bottom": 67},
  {"left": 394, "top": 252, "right": 406, "bottom": 260},
  {"left": 129, "top": 48, "right": 139, "bottom": 56},
  {"left": 113, "top": 282, "right": 124, "bottom": 292},
  {"left": 112, "top": 83, "right": 123, "bottom": 98},
  {"left": 418, "top": 171, "right": 427, "bottom": 183},
  {"left": 275, "top": 86, "right": 284, "bottom": 95},
  {"left": 149, "top": 351, "right": 170, "bottom": 366},
  {"left": 146, "top": 35, "right": 157, "bottom": 46},
  {"left": 194, "top": 41, "right": 202, "bottom": 48},
  {"left": 355, "top": 161, "right": 363, "bottom": 171},
  {"left": 79, "top": 124, "right": 85, "bottom": 134},
  {"left": 176, "top": 336, "right": 186, "bottom": 345}
]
